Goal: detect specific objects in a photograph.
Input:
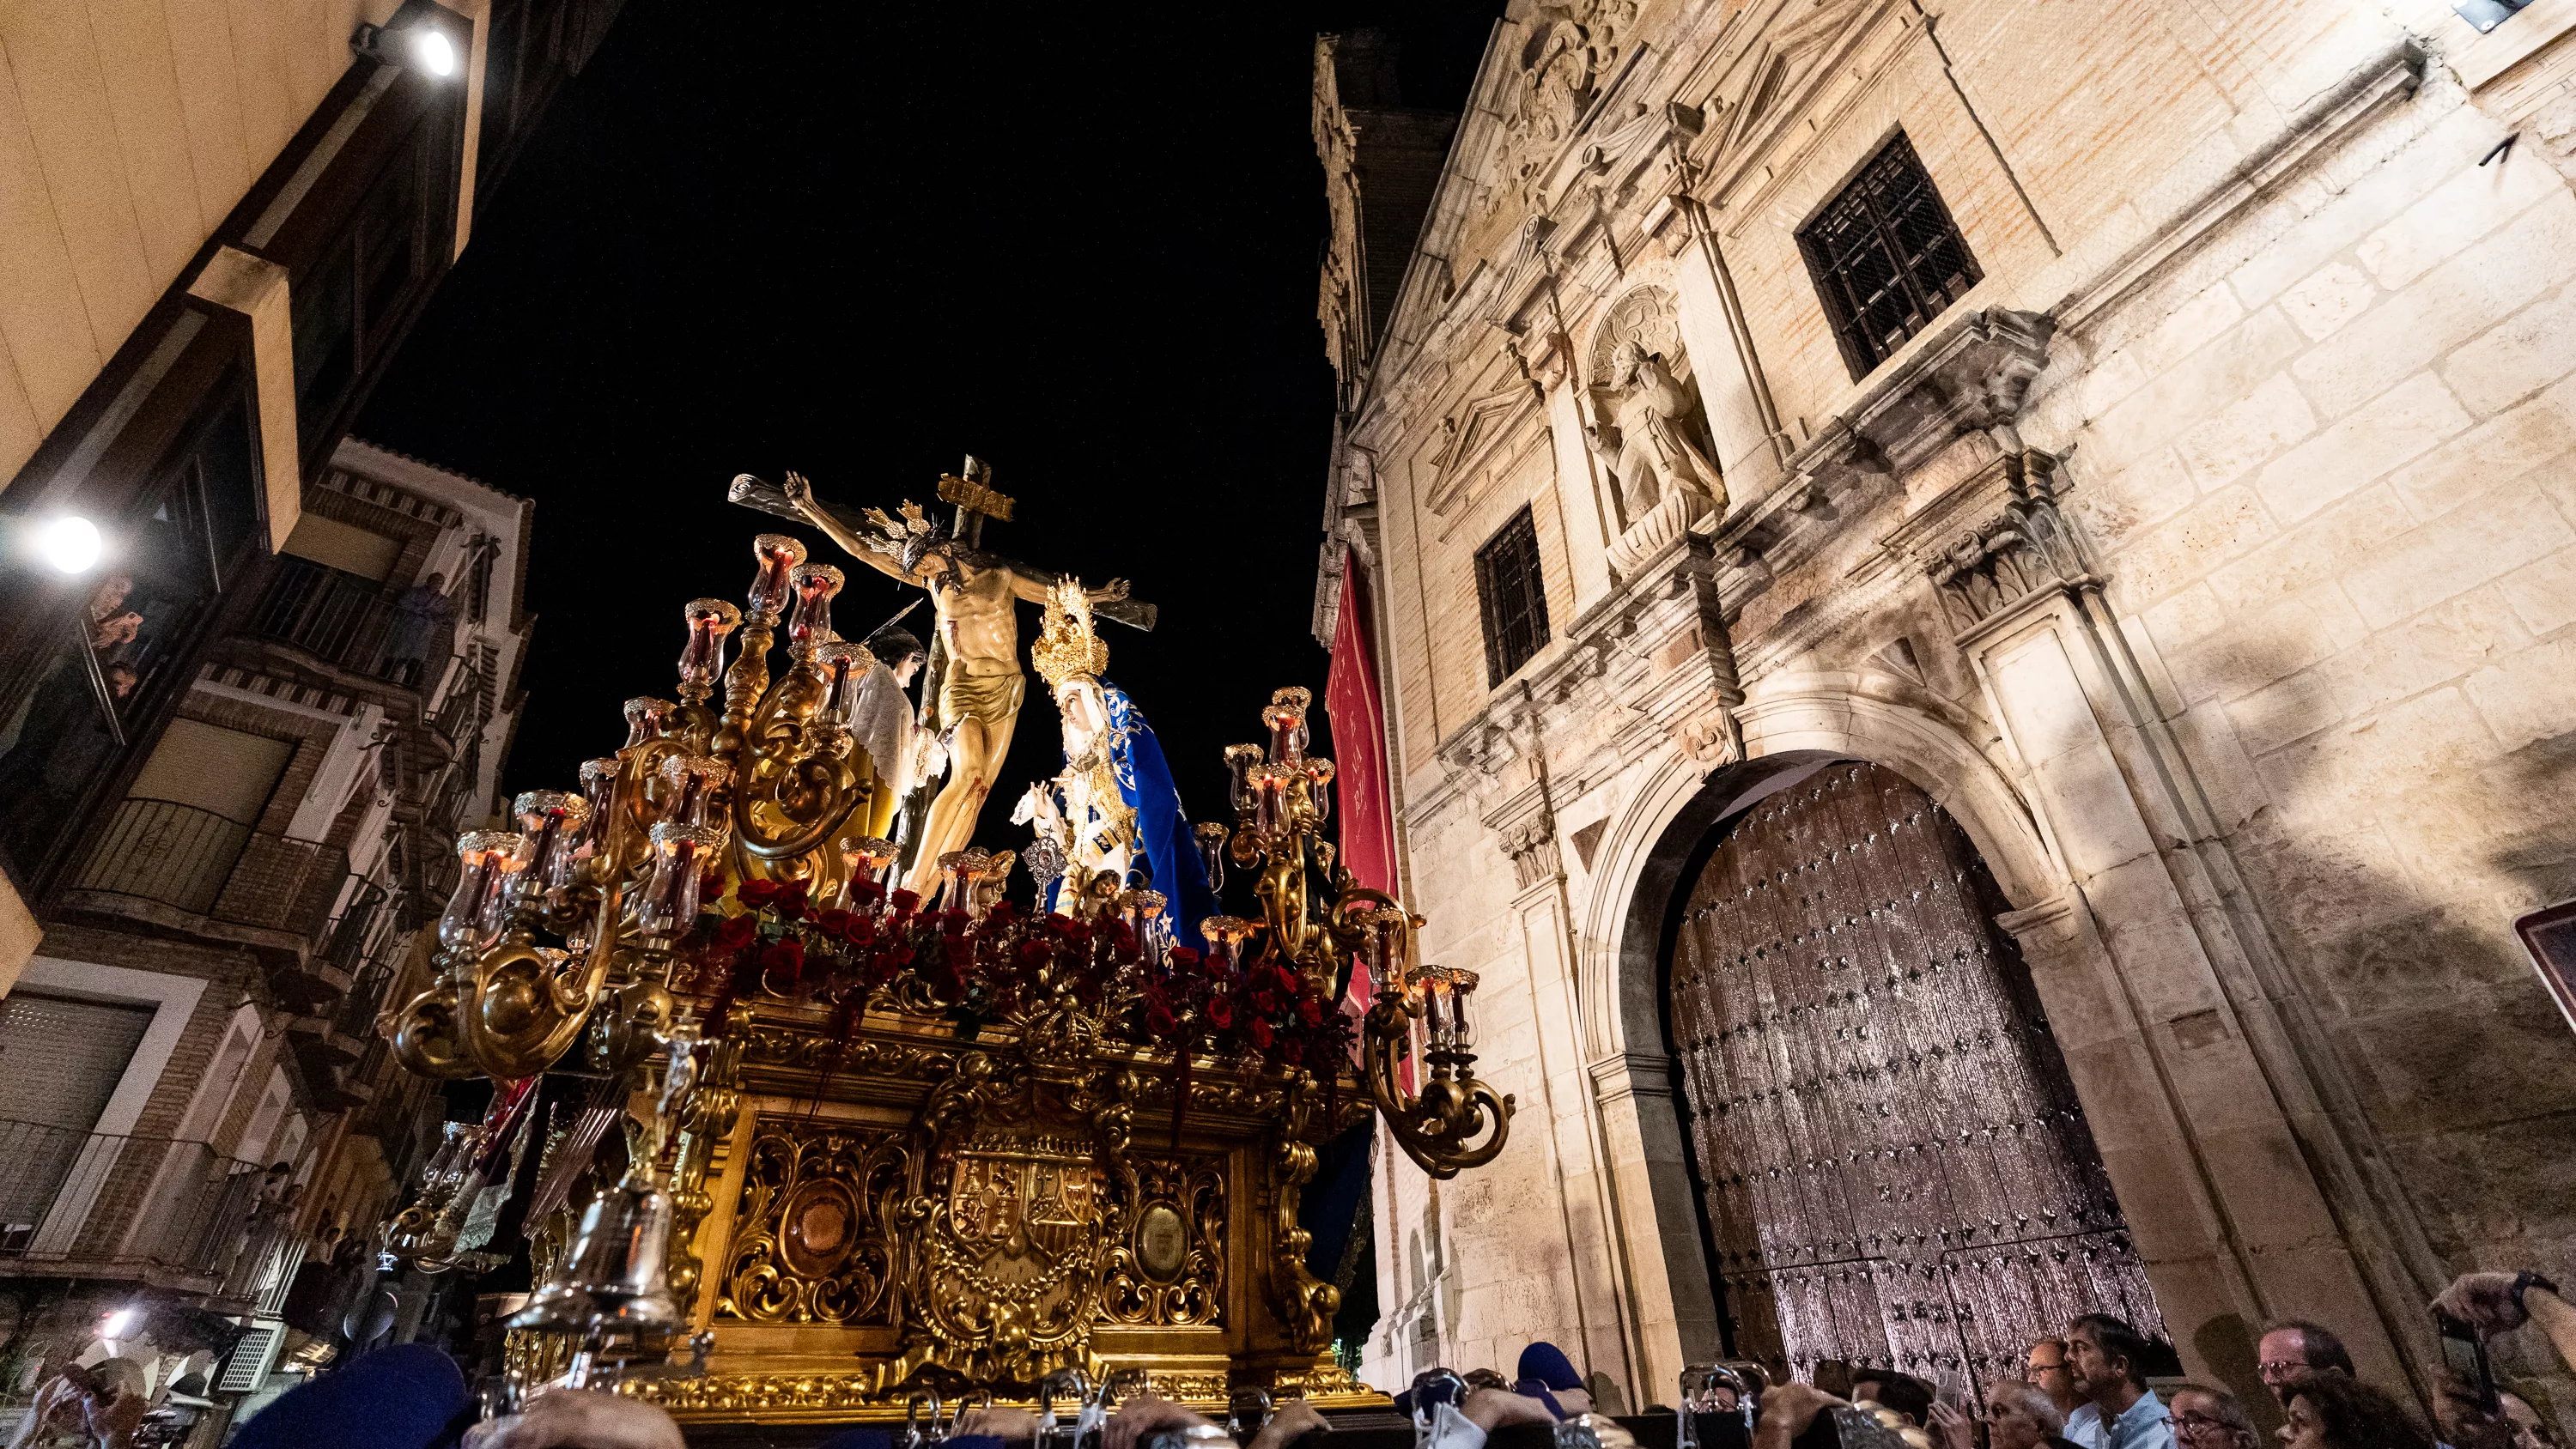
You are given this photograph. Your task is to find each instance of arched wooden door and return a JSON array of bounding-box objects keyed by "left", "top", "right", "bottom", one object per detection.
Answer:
[{"left": 1666, "top": 761, "right": 2162, "bottom": 1390}]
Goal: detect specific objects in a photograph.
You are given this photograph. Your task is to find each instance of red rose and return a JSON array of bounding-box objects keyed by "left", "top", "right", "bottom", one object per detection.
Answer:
[
  {"left": 890, "top": 888, "right": 920, "bottom": 914},
  {"left": 1145, "top": 1004, "right": 1177, "bottom": 1039},
  {"left": 1206, "top": 993, "right": 1234, "bottom": 1029},
  {"left": 1299, "top": 996, "right": 1324, "bottom": 1028},
  {"left": 738, "top": 879, "right": 779, "bottom": 908},
  {"left": 711, "top": 914, "right": 758, "bottom": 953},
  {"left": 1250, "top": 1018, "right": 1275, "bottom": 1052},
  {"left": 815, "top": 908, "right": 854, "bottom": 940},
  {"left": 1166, "top": 947, "right": 1201, "bottom": 973},
  {"left": 773, "top": 880, "right": 811, "bottom": 918},
  {"left": 759, "top": 938, "right": 805, "bottom": 991},
  {"left": 849, "top": 880, "right": 887, "bottom": 908}
]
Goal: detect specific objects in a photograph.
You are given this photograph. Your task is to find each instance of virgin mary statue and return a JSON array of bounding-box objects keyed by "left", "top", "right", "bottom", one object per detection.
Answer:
[{"left": 1018, "top": 580, "right": 1216, "bottom": 947}]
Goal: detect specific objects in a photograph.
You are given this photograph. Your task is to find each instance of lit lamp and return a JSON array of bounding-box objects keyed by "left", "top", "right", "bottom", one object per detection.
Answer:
[
  {"left": 349, "top": 20, "right": 459, "bottom": 76},
  {"left": 439, "top": 832, "right": 526, "bottom": 954}
]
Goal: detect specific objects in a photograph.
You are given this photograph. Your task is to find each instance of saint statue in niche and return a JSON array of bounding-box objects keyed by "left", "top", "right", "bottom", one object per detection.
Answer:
[{"left": 1586, "top": 338, "right": 1727, "bottom": 528}]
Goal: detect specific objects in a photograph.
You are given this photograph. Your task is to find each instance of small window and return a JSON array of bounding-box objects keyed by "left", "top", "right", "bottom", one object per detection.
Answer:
[
  {"left": 1798, "top": 132, "right": 1983, "bottom": 379},
  {"left": 1473, "top": 506, "right": 1550, "bottom": 687}
]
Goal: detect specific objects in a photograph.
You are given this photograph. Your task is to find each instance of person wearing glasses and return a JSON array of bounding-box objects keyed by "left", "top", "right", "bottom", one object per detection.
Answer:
[
  {"left": 2029, "top": 1338, "right": 2086, "bottom": 1421},
  {"left": 2257, "top": 1322, "right": 2357, "bottom": 1408},
  {"left": 2165, "top": 1386, "right": 2263, "bottom": 1449},
  {"left": 1930, "top": 1380, "right": 2083, "bottom": 1449}
]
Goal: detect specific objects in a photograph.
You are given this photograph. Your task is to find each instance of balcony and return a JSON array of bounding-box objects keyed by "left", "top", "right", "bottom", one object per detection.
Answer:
[
  {"left": 63, "top": 798, "right": 353, "bottom": 1004},
  {"left": 0, "top": 1121, "right": 264, "bottom": 1290},
  {"left": 242, "top": 555, "right": 456, "bottom": 691}
]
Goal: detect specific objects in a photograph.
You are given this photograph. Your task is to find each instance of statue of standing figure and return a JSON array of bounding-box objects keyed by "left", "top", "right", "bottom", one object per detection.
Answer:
[{"left": 1586, "top": 339, "right": 1727, "bottom": 527}]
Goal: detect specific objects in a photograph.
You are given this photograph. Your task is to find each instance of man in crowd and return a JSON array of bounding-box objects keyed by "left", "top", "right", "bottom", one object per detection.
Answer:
[
  {"left": 2258, "top": 1321, "right": 2357, "bottom": 1408},
  {"left": 2031, "top": 1337, "right": 2086, "bottom": 1420},
  {"left": 2065, "top": 1313, "right": 2173, "bottom": 1449}
]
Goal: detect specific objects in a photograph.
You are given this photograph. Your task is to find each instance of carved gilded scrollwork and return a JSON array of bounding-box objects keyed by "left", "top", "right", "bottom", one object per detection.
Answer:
[
  {"left": 1101, "top": 1157, "right": 1226, "bottom": 1326},
  {"left": 719, "top": 1118, "right": 908, "bottom": 1325}
]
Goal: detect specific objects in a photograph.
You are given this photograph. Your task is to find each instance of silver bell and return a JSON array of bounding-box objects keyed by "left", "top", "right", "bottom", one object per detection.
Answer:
[{"left": 506, "top": 1168, "right": 680, "bottom": 1334}]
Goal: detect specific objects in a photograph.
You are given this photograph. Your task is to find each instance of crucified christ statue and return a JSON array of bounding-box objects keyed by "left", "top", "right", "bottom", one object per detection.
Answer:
[{"left": 731, "top": 464, "right": 1150, "bottom": 898}]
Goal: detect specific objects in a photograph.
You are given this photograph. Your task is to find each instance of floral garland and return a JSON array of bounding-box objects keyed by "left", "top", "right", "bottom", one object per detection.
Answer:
[{"left": 681, "top": 877, "right": 1356, "bottom": 1082}]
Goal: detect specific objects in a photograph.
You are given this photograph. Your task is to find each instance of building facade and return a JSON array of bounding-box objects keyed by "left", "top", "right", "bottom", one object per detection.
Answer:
[
  {"left": 1313, "top": 0, "right": 2576, "bottom": 1424},
  {"left": 0, "top": 0, "right": 617, "bottom": 984},
  {"left": 0, "top": 437, "right": 530, "bottom": 1439}
]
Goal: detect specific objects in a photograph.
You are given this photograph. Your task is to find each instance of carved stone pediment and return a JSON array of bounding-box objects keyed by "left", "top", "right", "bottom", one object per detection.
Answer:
[{"left": 1427, "top": 382, "right": 1545, "bottom": 518}]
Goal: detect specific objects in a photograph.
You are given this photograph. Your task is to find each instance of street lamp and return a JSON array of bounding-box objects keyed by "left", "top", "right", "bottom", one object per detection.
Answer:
[
  {"left": 351, "top": 21, "right": 459, "bottom": 77},
  {"left": 32, "top": 515, "right": 101, "bottom": 574}
]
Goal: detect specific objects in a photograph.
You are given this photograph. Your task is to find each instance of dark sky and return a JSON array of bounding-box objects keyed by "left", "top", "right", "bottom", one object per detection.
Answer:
[{"left": 358, "top": 0, "right": 1498, "bottom": 882}]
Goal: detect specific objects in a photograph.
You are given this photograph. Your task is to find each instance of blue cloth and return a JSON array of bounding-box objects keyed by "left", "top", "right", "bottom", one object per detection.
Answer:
[
  {"left": 229, "top": 1343, "right": 470, "bottom": 1449},
  {"left": 2066, "top": 1390, "right": 2171, "bottom": 1449},
  {"left": 1519, "top": 1342, "right": 1583, "bottom": 1392},
  {"left": 1046, "top": 682, "right": 1215, "bottom": 946},
  {"left": 1511, "top": 1380, "right": 1572, "bottom": 1419}
]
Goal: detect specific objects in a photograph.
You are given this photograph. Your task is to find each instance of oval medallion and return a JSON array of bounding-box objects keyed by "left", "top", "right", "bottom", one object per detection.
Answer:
[
  {"left": 1137, "top": 1202, "right": 1188, "bottom": 1282},
  {"left": 780, "top": 1178, "right": 861, "bottom": 1278}
]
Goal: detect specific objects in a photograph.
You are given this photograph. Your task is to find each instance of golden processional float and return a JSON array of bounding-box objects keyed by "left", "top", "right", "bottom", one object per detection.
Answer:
[{"left": 372, "top": 467, "right": 1511, "bottom": 1428}]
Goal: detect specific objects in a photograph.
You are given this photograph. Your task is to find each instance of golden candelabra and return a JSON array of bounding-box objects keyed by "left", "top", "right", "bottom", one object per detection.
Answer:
[
  {"left": 370, "top": 521, "right": 1510, "bottom": 1420},
  {"left": 1203, "top": 689, "right": 1512, "bottom": 1182}
]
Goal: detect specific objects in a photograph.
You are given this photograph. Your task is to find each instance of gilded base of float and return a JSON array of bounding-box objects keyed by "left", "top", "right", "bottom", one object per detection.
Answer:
[{"left": 628, "top": 1355, "right": 1384, "bottom": 1422}]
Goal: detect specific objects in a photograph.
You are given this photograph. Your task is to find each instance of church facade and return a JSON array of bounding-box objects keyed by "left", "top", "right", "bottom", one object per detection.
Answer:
[{"left": 1311, "top": 0, "right": 2576, "bottom": 1422}]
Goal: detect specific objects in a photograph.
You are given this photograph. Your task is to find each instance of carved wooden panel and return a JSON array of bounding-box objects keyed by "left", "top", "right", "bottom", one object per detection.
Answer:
[
  {"left": 1667, "top": 762, "right": 2162, "bottom": 1389},
  {"left": 719, "top": 1117, "right": 908, "bottom": 1325}
]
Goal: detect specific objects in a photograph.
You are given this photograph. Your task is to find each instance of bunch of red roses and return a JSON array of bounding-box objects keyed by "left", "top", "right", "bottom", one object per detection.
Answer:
[
  {"left": 685, "top": 878, "right": 1354, "bottom": 1077},
  {"left": 1135, "top": 945, "right": 1355, "bottom": 1076}
]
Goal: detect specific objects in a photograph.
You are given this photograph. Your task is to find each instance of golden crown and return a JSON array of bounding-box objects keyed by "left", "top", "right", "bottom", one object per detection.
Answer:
[{"left": 1031, "top": 577, "right": 1110, "bottom": 691}]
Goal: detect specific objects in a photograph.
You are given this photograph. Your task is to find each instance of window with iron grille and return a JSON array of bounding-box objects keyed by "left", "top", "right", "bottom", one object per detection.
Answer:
[
  {"left": 1474, "top": 507, "right": 1550, "bottom": 687},
  {"left": 1798, "top": 132, "right": 1983, "bottom": 379}
]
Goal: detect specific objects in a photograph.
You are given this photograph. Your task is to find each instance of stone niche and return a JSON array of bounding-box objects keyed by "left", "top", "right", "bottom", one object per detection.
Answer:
[{"left": 1583, "top": 285, "right": 1728, "bottom": 578}]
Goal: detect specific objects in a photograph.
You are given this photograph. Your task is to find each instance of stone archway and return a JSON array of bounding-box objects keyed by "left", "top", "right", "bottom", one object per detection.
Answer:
[{"left": 1661, "top": 758, "right": 2162, "bottom": 1388}]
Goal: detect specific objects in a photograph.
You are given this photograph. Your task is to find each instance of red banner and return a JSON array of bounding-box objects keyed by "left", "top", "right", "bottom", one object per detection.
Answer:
[{"left": 1324, "top": 555, "right": 1397, "bottom": 1006}]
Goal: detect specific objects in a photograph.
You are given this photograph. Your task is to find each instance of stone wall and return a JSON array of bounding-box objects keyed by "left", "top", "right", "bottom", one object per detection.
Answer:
[{"left": 1316, "top": 0, "right": 2576, "bottom": 1422}]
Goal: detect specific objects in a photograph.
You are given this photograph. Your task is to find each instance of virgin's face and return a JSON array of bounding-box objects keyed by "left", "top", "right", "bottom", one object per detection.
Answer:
[{"left": 1058, "top": 680, "right": 1108, "bottom": 739}]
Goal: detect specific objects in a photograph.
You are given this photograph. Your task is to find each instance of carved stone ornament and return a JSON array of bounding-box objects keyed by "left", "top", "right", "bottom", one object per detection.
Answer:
[
  {"left": 1502, "top": 811, "right": 1563, "bottom": 889},
  {"left": 1585, "top": 286, "right": 1728, "bottom": 573},
  {"left": 1479, "top": 2, "right": 1643, "bottom": 232},
  {"left": 1924, "top": 461, "right": 2093, "bottom": 636}
]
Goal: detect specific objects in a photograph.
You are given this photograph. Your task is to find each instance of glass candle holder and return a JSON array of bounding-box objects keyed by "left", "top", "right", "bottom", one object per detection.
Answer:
[
  {"left": 659, "top": 755, "right": 731, "bottom": 830},
  {"left": 623, "top": 697, "right": 677, "bottom": 749},
  {"left": 787, "top": 563, "right": 844, "bottom": 659},
  {"left": 1248, "top": 764, "right": 1291, "bottom": 837},
  {"left": 1127, "top": 889, "right": 1168, "bottom": 964},
  {"left": 836, "top": 835, "right": 897, "bottom": 909},
  {"left": 566, "top": 758, "right": 620, "bottom": 883},
  {"left": 1351, "top": 902, "right": 1405, "bottom": 999},
  {"left": 1194, "top": 822, "right": 1230, "bottom": 893},
  {"left": 938, "top": 848, "right": 993, "bottom": 919},
  {"left": 1419, "top": 965, "right": 1455, "bottom": 1052},
  {"left": 812, "top": 640, "right": 870, "bottom": 717},
  {"left": 677, "top": 600, "right": 740, "bottom": 700},
  {"left": 747, "top": 534, "right": 807, "bottom": 618},
  {"left": 1200, "top": 915, "right": 1253, "bottom": 973},
  {"left": 512, "top": 791, "right": 591, "bottom": 900},
  {"left": 439, "top": 831, "right": 528, "bottom": 953},
  {"left": 640, "top": 822, "right": 723, "bottom": 934},
  {"left": 1267, "top": 686, "right": 1313, "bottom": 763},
  {"left": 1303, "top": 758, "right": 1336, "bottom": 826},
  {"left": 1445, "top": 967, "right": 1479, "bottom": 1050},
  {"left": 1223, "top": 745, "right": 1264, "bottom": 813}
]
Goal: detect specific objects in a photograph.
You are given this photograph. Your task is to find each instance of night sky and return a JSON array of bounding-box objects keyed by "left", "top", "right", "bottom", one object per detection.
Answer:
[{"left": 355, "top": 1, "right": 1499, "bottom": 887}]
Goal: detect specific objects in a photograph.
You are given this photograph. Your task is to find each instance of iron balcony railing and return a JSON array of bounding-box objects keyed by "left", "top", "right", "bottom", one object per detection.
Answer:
[
  {"left": 0, "top": 1120, "right": 264, "bottom": 1283},
  {"left": 70, "top": 799, "right": 347, "bottom": 941},
  {"left": 245, "top": 555, "right": 459, "bottom": 688}
]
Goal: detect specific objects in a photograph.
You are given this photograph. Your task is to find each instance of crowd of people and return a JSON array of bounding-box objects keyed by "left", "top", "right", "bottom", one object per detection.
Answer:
[{"left": 9, "top": 1272, "right": 2568, "bottom": 1449}]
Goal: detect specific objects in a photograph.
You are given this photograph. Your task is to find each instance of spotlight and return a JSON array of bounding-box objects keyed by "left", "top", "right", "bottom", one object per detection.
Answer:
[
  {"left": 33, "top": 515, "right": 102, "bottom": 574},
  {"left": 350, "top": 21, "right": 459, "bottom": 77},
  {"left": 101, "top": 1307, "right": 138, "bottom": 1340}
]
